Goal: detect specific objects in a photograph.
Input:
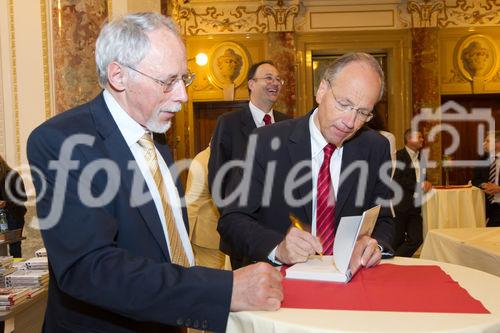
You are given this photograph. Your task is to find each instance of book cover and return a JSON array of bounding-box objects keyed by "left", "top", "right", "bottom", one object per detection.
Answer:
[{"left": 285, "top": 205, "right": 380, "bottom": 282}]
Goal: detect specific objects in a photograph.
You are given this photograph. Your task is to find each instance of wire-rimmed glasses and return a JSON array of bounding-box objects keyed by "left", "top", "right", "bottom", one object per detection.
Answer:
[{"left": 124, "top": 65, "right": 195, "bottom": 93}]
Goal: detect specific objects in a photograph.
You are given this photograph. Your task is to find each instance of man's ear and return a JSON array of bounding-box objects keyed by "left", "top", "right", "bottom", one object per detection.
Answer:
[
  {"left": 107, "top": 62, "right": 126, "bottom": 91},
  {"left": 247, "top": 79, "right": 254, "bottom": 93},
  {"left": 315, "top": 79, "right": 328, "bottom": 105}
]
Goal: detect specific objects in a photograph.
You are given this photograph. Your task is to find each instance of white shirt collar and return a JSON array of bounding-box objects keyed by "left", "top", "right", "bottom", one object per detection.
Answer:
[
  {"left": 405, "top": 146, "right": 419, "bottom": 160},
  {"left": 309, "top": 108, "right": 328, "bottom": 159},
  {"left": 103, "top": 89, "right": 148, "bottom": 146},
  {"left": 249, "top": 101, "right": 274, "bottom": 127}
]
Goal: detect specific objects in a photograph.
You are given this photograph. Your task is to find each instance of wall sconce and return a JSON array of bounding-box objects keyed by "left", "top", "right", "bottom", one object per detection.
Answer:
[
  {"left": 195, "top": 53, "right": 208, "bottom": 66},
  {"left": 188, "top": 52, "right": 208, "bottom": 66}
]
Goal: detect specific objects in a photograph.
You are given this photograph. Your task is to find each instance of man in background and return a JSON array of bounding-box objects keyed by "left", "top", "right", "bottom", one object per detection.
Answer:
[
  {"left": 392, "top": 129, "right": 432, "bottom": 257},
  {"left": 473, "top": 131, "right": 500, "bottom": 227},
  {"left": 27, "top": 12, "right": 282, "bottom": 333},
  {"left": 209, "top": 60, "right": 290, "bottom": 268}
]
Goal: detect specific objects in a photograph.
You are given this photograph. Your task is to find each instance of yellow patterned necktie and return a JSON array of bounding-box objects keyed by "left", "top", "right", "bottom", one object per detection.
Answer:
[{"left": 138, "top": 133, "right": 189, "bottom": 267}]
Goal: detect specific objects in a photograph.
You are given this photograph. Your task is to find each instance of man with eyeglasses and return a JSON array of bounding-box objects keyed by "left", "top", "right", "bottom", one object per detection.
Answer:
[
  {"left": 218, "top": 52, "right": 394, "bottom": 268},
  {"left": 27, "top": 13, "right": 282, "bottom": 333},
  {"left": 209, "top": 60, "right": 290, "bottom": 269}
]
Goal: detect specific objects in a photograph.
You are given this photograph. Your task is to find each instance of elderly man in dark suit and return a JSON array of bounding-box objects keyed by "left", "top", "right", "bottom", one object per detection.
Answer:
[
  {"left": 209, "top": 60, "right": 290, "bottom": 268},
  {"left": 27, "top": 12, "right": 282, "bottom": 333},
  {"left": 218, "top": 52, "right": 394, "bottom": 268},
  {"left": 392, "top": 129, "right": 432, "bottom": 257}
]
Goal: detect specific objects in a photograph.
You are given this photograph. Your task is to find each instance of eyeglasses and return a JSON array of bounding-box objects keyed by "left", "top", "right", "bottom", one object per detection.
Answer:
[
  {"left": 327, "top": 80, "right": 373, "bottom": 122},
  {"left": 124, "top": 65, "right": 195, "bottom": 93},
  {"left": 252, "top": 75, "right": 285, "bottom": 86}
]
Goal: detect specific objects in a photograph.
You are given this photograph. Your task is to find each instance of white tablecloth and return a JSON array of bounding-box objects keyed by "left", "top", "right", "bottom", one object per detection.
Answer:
[
  {"left": 422, "top": 186, "right": 486, "bottom": 237},
  {"left": 420, "top": 227, "right": 500, "bottom": 277},
  {"left": 227, "top": 257, "right": 500, "bottom": 333}
]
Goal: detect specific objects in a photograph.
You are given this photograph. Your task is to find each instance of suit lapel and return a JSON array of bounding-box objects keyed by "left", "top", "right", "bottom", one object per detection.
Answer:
[
  {"left": 240, "top": 106, "right": 257, "bottom": 140},
  {"left": 288, "top": 113, "right": 313, "bottom": 224},
  {"left": 89, "top": 94, "right": 170, "bottom": 260},
  {"left": 336, "top": 133, "right": 364, "bottom": 220}
]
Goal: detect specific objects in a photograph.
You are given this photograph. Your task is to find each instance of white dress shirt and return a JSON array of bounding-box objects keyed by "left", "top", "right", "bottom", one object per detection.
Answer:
[
  {"left": 310, "top": 108, "right": 343, "bottom": 237},
  {"left": 103, "top": 90, "right": 194, "bottom": 266},
  {"left": 249, "top": 101, "right": 274, "bottom": 127}
]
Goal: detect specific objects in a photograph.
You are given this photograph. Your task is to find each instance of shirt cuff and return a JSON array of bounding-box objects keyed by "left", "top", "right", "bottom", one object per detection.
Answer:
[{"left": 268, "top": 246, "right": 283, "bottom": 265}]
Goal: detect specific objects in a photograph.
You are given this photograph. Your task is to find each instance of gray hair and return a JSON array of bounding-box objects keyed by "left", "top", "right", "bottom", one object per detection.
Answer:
[
  {"left": 95, "top": 12, "right": 179, "bottom": 88},
  {"left": 321, "top": 52, "right": 385, "bottom": 101}
]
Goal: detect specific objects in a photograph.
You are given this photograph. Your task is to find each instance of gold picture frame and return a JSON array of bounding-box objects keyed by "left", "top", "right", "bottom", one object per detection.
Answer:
[
  {"left": 456, "top": 34, "right": 498, "bottom": 81},
  {"left": 208, "top": 42, "right": 250, "bottom": 89}
]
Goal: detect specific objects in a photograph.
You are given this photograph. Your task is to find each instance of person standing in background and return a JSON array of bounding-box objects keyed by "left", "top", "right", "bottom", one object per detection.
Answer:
[
  {"left": 0, "top": 155, "right": 27, "bottom": 258},
  {"left": 209, "top": 60, "right": 291, "bottom": 269},
  {"left": 472, "top": 131, "right": 500, "bottom": 227},
  {"left": 186, "top": 145, "right": 227, "bottom": 269},
  {"left": 392, "top": 129, "right": 432, "bottom": 257}
]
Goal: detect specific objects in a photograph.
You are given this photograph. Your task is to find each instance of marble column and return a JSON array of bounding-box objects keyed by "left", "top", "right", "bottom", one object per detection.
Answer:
[
  {"left": 267, "top": 32, "right": 296, "bottom": 117},
  {"left": 412, "top": 27, "right": 442, "bottom": 185},
  {"left": 51, "top": 0, "right": 108, "bottom": 114}
]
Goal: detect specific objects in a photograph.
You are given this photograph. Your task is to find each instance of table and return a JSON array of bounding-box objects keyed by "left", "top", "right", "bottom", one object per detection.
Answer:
[
  {"left": 227, "top": 257, "right": 500, "bottom": 333},
  {"left": 0, "top": 289, "right": 47, "bottom": 333},
  {"left": 422, "top": 186, "right": 486, "bottom": 237},
  {"left": 421, "top": 227, "right": 500, "bottom": 277}
]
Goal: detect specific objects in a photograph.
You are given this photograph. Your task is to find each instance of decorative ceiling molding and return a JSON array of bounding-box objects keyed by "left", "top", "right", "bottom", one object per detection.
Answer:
[
  {"left": 406, "top": 0, "right": 500, "bottom": 28},
  {"left": 175, "top": 1, "right": 500, "bottom": 34},
  {"left": 176, "top": 0, "right": 300, "bottom": 35}
]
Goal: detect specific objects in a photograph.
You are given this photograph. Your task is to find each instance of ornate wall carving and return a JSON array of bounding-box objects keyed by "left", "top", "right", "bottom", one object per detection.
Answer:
[
  {"left": 177, "top": 0, "right": 300, "bottom": 35},
  {"left": 406, "top": 0, "right": 500, "bottom": 28}
]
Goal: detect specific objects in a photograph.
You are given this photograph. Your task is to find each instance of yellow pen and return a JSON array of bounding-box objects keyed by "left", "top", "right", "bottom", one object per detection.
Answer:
[
  {"left": 289, "top": 213, "right": 304, "bottom": 231},
  {"left": 288, "top": 213, "right": 323, "bottom": 256}
]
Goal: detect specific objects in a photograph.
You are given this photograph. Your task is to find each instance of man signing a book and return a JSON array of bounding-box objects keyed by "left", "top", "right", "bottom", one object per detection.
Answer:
[{"left": 216, "top": 52, "right": 394, "bottom": 268}]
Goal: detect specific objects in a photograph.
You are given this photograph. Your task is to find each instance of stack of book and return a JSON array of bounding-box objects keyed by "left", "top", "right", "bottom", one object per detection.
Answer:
[
  {"left": 24, "top": 257, "right": 48, "bottom": 270},
  {"left": 0, "top": 287, "right": 30, "bottom": 311},
  {"left": 5, "top": 269, "right": 49, "bottom": 289},
  {"left": 35, "top": 248, "right": 47, "bottom": 258},
  {"left": 0, "top": 256, "right": 15, "bottom": 288}
]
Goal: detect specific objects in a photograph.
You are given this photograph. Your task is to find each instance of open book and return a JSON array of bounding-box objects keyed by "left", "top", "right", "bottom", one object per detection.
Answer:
[{"left": 285, "top": 205, "right": 380, "bottom": 283}]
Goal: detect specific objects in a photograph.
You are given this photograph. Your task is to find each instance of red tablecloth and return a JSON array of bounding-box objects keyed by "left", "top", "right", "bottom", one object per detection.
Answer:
[{"left": 282, "top": 264, "right": 489, "bottom": 314}]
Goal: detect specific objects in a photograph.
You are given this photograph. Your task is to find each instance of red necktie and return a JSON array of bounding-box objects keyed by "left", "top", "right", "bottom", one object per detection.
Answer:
[
  {"left": 316, "top": 144, "right": 336, "bottom": 255},
  {"left": 263, "top": 114, "right": 272, "bottom": 125}
]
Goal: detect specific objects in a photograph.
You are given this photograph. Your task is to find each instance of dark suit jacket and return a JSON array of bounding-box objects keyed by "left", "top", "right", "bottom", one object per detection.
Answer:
[
  {"left": 472, "top": 154, "right": 497, "bottom": 214},
  {"left": 472, "top": 154, "right": 490, "bottom": 187},
  {"left": 208, "top": 104, "right": 290, "bottom": 201},
  {"left": 27, "top": 93, "right": 232, "bottom": 333},
  {"left": 217, "top": 112, "right": 394, "bottom": 263},
  {"left": 393, "top": 148, "right": 421, "bottom": 212}
]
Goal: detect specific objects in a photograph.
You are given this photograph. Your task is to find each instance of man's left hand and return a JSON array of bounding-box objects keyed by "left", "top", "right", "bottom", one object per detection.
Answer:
[{"left": 352, "top": 235, "right": 382, "bottom": 268}]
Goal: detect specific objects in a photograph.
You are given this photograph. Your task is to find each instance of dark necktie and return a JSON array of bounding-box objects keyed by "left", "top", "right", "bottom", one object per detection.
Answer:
[
  {"left": 488, "top": 156, "right": 497, "bottom": 202},
  {"left": 316, "top": 144, "right": 336, "bottom": 255},
  {"left": 263, "top": 114, "right": 272, "bottom": 126}
]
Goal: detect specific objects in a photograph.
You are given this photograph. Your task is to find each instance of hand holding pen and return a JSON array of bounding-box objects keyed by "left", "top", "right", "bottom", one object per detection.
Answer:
[{"left": 274, "top": 214, "right": 323, "bottom": 265}]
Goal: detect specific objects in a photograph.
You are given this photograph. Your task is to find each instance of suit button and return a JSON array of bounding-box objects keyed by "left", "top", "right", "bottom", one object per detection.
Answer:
[
  {"left": 201, "top": 320, "right": 209, "bottom": 329},
  {"left": 193, "top": 320, "right": 199, "bottom": 328},
  {"left": 185, "top": 318, "right": 192, "bottom": 327},
  {"left": 176, "top": 318, "right": 184, "bottom": 326}
]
